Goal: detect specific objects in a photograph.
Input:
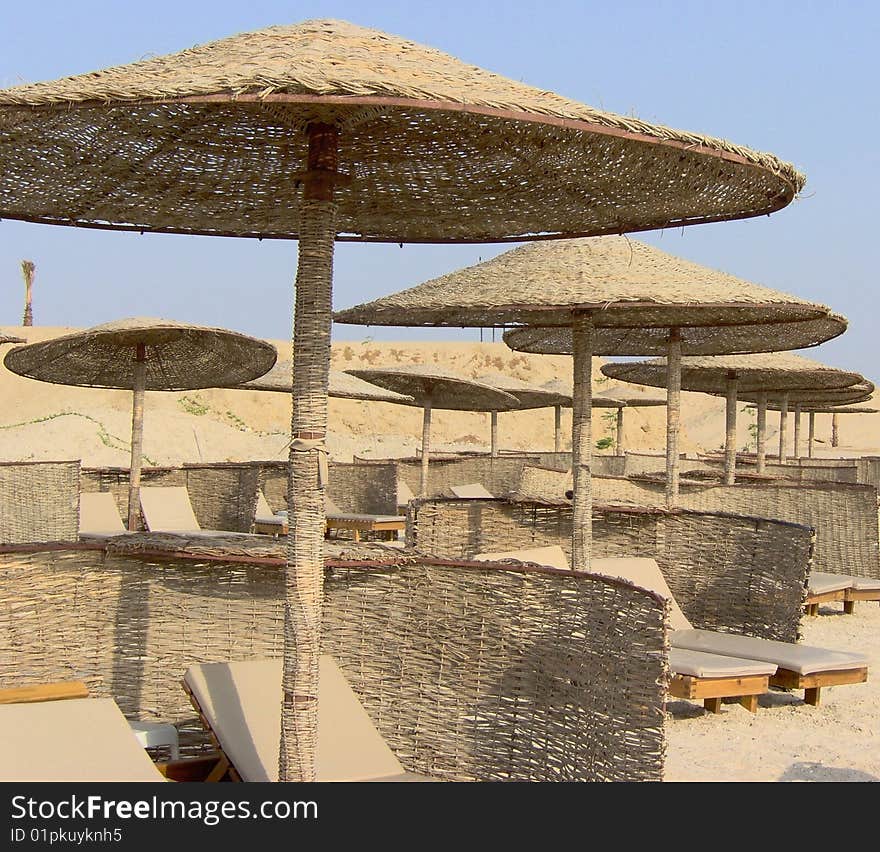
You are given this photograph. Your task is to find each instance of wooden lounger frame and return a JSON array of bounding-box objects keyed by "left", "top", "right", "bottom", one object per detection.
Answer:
[
  {"left": 182, "top": 678, "right": 240, "bottom": 782},
  {"left": 770, "top": 666, "right": 869, "bottom": 706},
  {"left": 804, "top": 587, "right": 847, "bottom": 616},
  {"left": 325, "top": 515, "right": 405, "bottom": 542},
  {"left": 843, "top": 587, "right": 880, "bottom": 615},
  {"left": 0, "top": 680, "right": 90, "bottom": 704},
  {"left": 668, "top": 673, "right": 770, "bottom": 714}
]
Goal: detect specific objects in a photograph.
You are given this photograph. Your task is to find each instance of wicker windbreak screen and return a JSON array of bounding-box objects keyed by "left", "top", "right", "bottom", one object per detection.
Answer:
[
  {"left": 0, "top": 544, "right": 668, "bottom": 781},
  {"left": 0, "top": 460, "right": 80, "bottom": 544}
]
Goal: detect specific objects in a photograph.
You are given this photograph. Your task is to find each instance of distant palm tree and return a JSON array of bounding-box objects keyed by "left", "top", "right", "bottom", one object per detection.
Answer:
[{"left": 20, "top": 260, "right": 35, "bottom": 326}]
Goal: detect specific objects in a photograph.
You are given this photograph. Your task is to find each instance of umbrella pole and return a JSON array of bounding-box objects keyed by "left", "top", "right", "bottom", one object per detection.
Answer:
[
  {"left": 793, "top": 404, "right": 802, "bottom": 460},
  {"left": 570, "top": 312, "right": 593, "bottom": 570},
  {"left": 126, "top": 344, "right": 146, "bottom": 531},
  {"left": 723, "top": 372, "right": 738, "bottom": 486},
  {"left": 616, "top": 407, "right": 625, "bottom": 456},
  {"left": 665, "top": 328, "right": 681, "bottom": 508},
  {"left": 420, "top": 400, "right": 432, "bottom": 496},
  {"left": 281, "top": 123, "right": 339, "bottom": 784},
  {"left": 778, "top": 392, "right": 790, "bottom": 465},
  {"left": 490, "top": 411, "right": 498, "bottom": 458},
  {"left": 832, "top": 412, "right": 839, "bottom": 447},
  {"left": 554, "top": 405, "right": 562, "bottom": 453},
  {"left": 808, "top": 411, "right": 815, "bottom": 458},
  {"left": 756, "top": 393, "right": 767, "bottom": 474}
]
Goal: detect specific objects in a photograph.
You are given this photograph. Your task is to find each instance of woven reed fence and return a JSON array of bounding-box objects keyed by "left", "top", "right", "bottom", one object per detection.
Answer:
[
  {"left": 409, "top": 498, "right": 811, "bottom": 643},
  {"left": 396, "top": 455, "right": 536, "bottom": 498},
  {"left": 82, "top": 463, "right": 260, "bottom": 532},
  {"left": 593, "top": 475, "right": 879, "bottom": 578},
  {"left": 857, "top": 458, "right": 880, "bottom": 488},
  {"left": 256, "top": 459, "right": 399, "bottom": 515},
  {"left": 0, "top": 460, "right": 80, "bottom": 544},
  {"left": 698, "top": 454, "right": 858, "bottom": 483},
  {"left": 623, "top": 451, "right": 717, "bottom": 477},
  {"left": 0, "top": 540, "right": 667, "bottom": 781}
]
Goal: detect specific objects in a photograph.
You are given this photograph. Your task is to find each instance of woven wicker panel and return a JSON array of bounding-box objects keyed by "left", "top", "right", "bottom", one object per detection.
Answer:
[
  {"left": 0, "top": 544, "right": 667, "bottom": 781},
  {"left": 396, "top": 456, "right": 536, "bottom": 498},
  {"left": 3, "top": 318, "right": 276, "bottom": 391},
  {"left": 327, "top": 461, "right": 398, "bottom": 514},
  {"left": 409, "top": 498, "right": 810, "bottom": 642},
  {"left": 593, "top": 476, "right": 880, "bottom": 579},
  {"left": 857, "top": 458, "right": 880, "bottom": 488},
  {"left": 699, "top": 456, "right": 859, "bottom": 483},
  {"left": 0, "top": 461, "right": 80, "bottom": 544},
  {"left": 511, "top": 466, "right": 573, "bottom": 502},
  {"left": 0, "top": 21, "right": 802, "bottom": 244},
  {"left": 183, "top": 464, "right": 261, "bottom": 532}
]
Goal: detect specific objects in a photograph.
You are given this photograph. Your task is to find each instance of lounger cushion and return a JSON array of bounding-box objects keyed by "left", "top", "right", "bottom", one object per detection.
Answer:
[
  {"left": 473, "top": 545, "right": 570, "bottom": 571},
  {"left": 184, "top": 656, "right": 431, "bottom": 782},
  {"left": 79, "top": 491, "right": 127, "bottom": 535},
  {"left": 254, "top": 490, "right": 284, "bottom": 525},
  {"left": 140, "top": 486, "right": 201, "bottom": 532},
  {"left": 589, "top": 557, "right": 693, "bottom": 632},
  {"left": 848, "top": 576, "right": 880, "bottom": 592},
  {"left": 449, "top": 483, "right": 495, "bottom": 499},
  {"left": 669, "top": 648, "right": 776, "bottom": 679},
  {"left": 0, "top": 698, "right": 164, "bottom": 781},
  {"left": 671, "top": 629, "right": 869, "bottom": 676},
  {"left": 808, "top": 572, "right": 853, "bottom": 595}
]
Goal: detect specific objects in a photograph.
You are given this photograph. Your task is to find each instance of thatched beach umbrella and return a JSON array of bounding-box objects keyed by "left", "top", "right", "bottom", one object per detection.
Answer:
[
  {"left": 1, "top": 334, "right": 26, "bottom": 346},
  {"left": 746, "top": 387, "right": 877, "bottom": 458},
  {"left": 3, "top": 318, "right": 276, "bottom": 528},
  {"left": 336, "top": 237, "right": 844, "bottom": 563},
  {"left": 475, "top": 372, "right": 570, "bottom": 456},
  {"left": 595, "top": 387, "right": 668, "bottom": 456},
  {"left": 344, "top": 365, "right": 518, "bottom": 493},
  {"left": 236, "top": 359, "right": 414, "bottom": 404},
  {"left": 602, "top": 353, "right": 861, "bottom": 478},
  {"left": 0, "top": 18, "right": 808, "bottom": 781}
]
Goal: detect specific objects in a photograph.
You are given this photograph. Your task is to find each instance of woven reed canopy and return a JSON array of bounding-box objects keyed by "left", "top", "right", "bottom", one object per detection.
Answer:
[
  {"left": 3, "top": 318, "right": 276, "bottom": 390},
  {"left": 335, "top": 238, "right": 840, "bottom": 344},
  {"left": 345, "top": 366, "right": 518, "bottom": 493},
  {"left": 738, "top": 381, "right": 874, "bottom": 407},
  {"left": 600, "top": 353, "right": 862, "bottom": 394},
  {"left": 0, "top": 17, "right": 808, "bottom": 783},
  {"left": 0, "top": 23, "right": 804, "bottom": 242},
  {"left": 3, "top": 318, "right": 276, "bottom": 532},
  {"left": 475, "top": 373, "right": 571, "bottom": 409},
  {"left": 0, "top": 334, "right": 26, "bottom": 345},
  {"left": 237, "top": 360, "right": 414, "bottom": 403},
  {"left": 595, "top": 386, "right": 667, "bottom": 408}
]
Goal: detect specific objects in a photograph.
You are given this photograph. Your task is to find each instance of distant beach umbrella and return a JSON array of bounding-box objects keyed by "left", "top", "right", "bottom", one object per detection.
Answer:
[
  {"left": 602, "top": 353, "right": 863, "bottom": 477},
  {"left": 1, "top": 334, "right": 26, "bottom": 345},
  {"left": 4, "top": 318, "right": 276, "bottom": 529},
  {"left": 344, "top": 365, "right": 518, "bottom": 494},
  {"left": 0, "top": 17, "right": 807, "bottom": 780}
]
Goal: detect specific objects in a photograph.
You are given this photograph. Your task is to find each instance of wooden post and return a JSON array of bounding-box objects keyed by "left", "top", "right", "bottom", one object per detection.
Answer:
[
  {"left": 756, "top": 392, "right": 767, "bottom": 474},
  {"left": 665, "top": 328, "right": 681, "bottom": 508},
  {"left": 281, "top": 122, "right": 340, "bottom": 784},
  {"left": 723, "top": 372, "right": 738, "bottom": 486},
  {"left": 793, "top": 405, "right": 802, "bottom": 460},
  {"left": 126, "top": 343, "right": 147, "bottom": 531},
  {"left": 20, "top": 260, "right": 35, "bottom": 327},
  {"left": 808, "top": 411, "right": 815, "bottom": 458},
  {"left": 778, "top": 392, "right": 790, "bottom": 465},
  {"left": 554, "top": 405, "right": 562, "bottom": 453},
  {"left": 832, "top": 413, "right": 839, "bottom": 447},
  {"left": 490, "top": 410, "right": 499, "bottom": 458},
  {"left": 616, "top": 407, "right": 625, "bottom": 456},
  {"left": 420, "top": 399, "right": 433, "bottom": 496},
  {"left": 570, "top": 312, "right": 593, "bottom": 570}
]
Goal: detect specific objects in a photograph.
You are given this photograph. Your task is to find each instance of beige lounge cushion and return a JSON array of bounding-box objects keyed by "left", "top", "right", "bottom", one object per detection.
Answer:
[
  {"left": 79, "top": 491, "right": 126, "bottom": 535},
  {"left": 397, "top": 480, "right": 415, "bottom": 508},
  {"left": 449, "top": 483, "right": 495, "bottom": 499},
  {"left": 671, "top": 629, "right": 869, "bottom": 676},
  {"left": 140, "top": 485, "right": 201, "bottom": 532},
  {"left": 848, "top": 576, "right": 880, "bottom": 592},
  {"left": 669, "top": 648, "right": 776, "bottom": 679},
  {"left": 589, "top": 557, "right": 693, "bottom": 632},
  {"left": 183, "top": 656, "right": 432, "bottom": 782},
  {"left": 808, "top": 572, "right": 854, "bottom": 595},
  {"left": 474, "top": 545, "right": 570, "bottom": 571},
  {"left": 254, "top": 490, "right": 283, "bottom": 525},
  {"left": 0, "top": 698, "right": 164, "bottom": 781}
]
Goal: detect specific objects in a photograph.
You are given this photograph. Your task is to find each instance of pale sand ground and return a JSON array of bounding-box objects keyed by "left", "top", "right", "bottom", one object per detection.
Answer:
[{"left": 2, "top": 326, "right": 879, "bottom": 781}]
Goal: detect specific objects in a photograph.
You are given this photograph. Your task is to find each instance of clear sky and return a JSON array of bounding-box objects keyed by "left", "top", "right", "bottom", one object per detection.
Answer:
[{"left": 1, "top": 1, "right": 877, "bottom": 375}]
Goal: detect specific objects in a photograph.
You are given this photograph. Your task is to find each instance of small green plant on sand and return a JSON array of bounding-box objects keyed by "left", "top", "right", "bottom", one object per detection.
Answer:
[
  {"left": 596, "top": 436, "right": 614, "bottom": 450},
  {"left": 179, "top": 396, "right": 209, "bottom": 416}
]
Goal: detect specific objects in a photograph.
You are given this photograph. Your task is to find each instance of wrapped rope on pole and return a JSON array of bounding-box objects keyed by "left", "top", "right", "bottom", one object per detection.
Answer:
[
  {"left": 571, "top": 312, "right": 593, "bottom": 569},
  {"left": 127, "top": 344, "right": 147, "bottom": 531},
  {"left": 756, "top": 392, "right": 768, "bottom": 474},
  {"left": 665, "top": 328, "right": 682, "bottom": 506},
  {"left": 779, "top": 392, "right": 790, "bottom": 465},
  {"left": 724, "top": 371, "right": 738, "bottom": 486}
]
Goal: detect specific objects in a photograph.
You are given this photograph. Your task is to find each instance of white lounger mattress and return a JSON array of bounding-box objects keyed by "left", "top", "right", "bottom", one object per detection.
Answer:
[
  {"left": 184, "top": 656, "right": 433, "bottom": 782},
  {"left": 669, "top": 648, "right": 776, "bottom": 679},
  {"left": 808, "top": 572, "right": 854, "bottom": 595}
]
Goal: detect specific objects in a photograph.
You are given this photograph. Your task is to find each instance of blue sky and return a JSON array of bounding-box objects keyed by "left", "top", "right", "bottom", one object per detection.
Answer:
[{"left": 1, "top": 1, "right": 877, "bottom": 375}]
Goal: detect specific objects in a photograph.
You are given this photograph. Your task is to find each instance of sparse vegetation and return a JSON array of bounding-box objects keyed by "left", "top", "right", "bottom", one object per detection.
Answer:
[{"left": 179, "top": 396, "right": 209, "bottom": 416}]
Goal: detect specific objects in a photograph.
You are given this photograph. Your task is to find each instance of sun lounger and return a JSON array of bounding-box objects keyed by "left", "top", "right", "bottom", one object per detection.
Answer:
[
  {"left": 397, "top": 479, "right": 415, "bottom": 515},
  {"left": 324, "top": 496, "right": 405, "bottom": 542},
  {"left": 182, "top": 656, "right": 435, "bottom": 782},
  {"left": 78, "top": 490, "right": 129, "bottom": 539},
  {"left": 0, "top": 696, "right": 166, "bottom": 781},
  {"left": 251, "top": 489, "right": 287, "bottom": 536},
  {"left": 588, "top": 556, "right": 869, "bottom": 707},
  {"left": 139, "top": 485, "right": 242, "bottom": 537},
  {"left": 474, "top": 546, "right": 776, "bottom": 713},
  {"left": 447, "top": 482, "right": 495, "bottom": 498},
  {"left": 806, "top": 571, "right": 880, "bottom": 615}
]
